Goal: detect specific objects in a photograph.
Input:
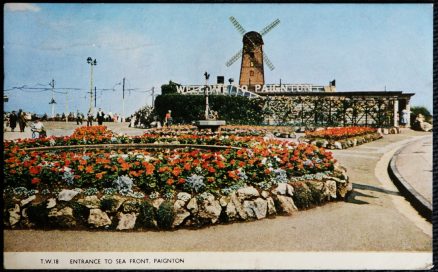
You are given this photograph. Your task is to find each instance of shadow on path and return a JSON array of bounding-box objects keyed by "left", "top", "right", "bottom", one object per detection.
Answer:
[
  {"left": 345, "top": 183, "right": 400, "bottom": 205},
  {"left": 353, "top": 183, "right": 400, "bottom": 196}
]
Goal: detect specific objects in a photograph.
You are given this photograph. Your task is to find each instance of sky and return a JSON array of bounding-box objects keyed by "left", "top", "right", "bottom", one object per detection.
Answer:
[{"left": 3, "top": 3, "right": 433, "bottom": 116}]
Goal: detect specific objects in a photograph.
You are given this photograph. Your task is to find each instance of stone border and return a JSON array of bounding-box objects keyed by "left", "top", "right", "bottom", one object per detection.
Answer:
[
  {"left": 306, "top": 132, "right": 382, "bottom": 150},
  {"left": 388, "top": 146, "right": 432, "bottom": 222},
  {"left": 4, "top": 172, "right": 352, "bottom": 231}
]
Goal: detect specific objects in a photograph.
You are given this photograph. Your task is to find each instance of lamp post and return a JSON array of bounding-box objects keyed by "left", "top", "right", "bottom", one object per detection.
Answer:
[
  {"left": 49, "top": 79, "right": 56, "bottom": 118},
  {"left": 204, "top": 72, "right": 210, "bottom": 120},
  {"left": 228, "top": 78, "right": 234, "bottom": 95},
  {"left": 86, "top": 57, "right": 97, "bottom": 115}
]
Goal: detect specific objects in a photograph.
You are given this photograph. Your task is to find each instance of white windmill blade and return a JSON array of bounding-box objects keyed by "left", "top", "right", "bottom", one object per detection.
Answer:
[
  {"left": 260, "top": 18, "right": 280, "bottom": 36},
  {"left": 229, "top": 16, "right": 246, "bottom": 36},
  {"left": 263, "top": 52, "right": 275, "bottom": 71},
  {"left": 226, "top": 49, "right": 243, "bottom": 67}
]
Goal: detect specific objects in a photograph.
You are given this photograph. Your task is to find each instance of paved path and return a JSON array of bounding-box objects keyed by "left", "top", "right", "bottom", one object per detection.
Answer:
[
  {"left": 3, "top": 129, "right": 432, "bottom": 252},
  {"left": 392, "top": 135, "right": 432, "bottom": 205},
  {"left": 3, "top": 121, "right": 145, "bottom": 141}
]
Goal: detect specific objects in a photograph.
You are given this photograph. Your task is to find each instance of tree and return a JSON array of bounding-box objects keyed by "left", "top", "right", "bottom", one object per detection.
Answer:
[
  {"left": 410, "top": 106, "right": 432, "bottom": 124},
  {"left": 161, "top": 81, "right": 180, "bottom": 95}
]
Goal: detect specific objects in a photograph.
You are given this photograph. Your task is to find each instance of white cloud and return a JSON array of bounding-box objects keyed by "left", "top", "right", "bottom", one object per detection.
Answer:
[{"left": 5, "top": 3, "right": 40, "bottom": 12}]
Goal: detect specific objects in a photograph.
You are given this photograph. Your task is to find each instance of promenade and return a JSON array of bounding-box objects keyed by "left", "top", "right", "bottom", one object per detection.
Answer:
[
  {"left": 3, "top": 124, "right": 432, "bottom": 252},
  {"left": 389, "top": 134, "right": 432, "bottom": 219}
]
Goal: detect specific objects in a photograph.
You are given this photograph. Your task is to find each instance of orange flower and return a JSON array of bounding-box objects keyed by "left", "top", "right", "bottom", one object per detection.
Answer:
[
  {"left": 184, "top": 163, "right": 191, "bottom": 171},
  {"left": 167, "top": 178, "right": 174, "bottom": 185},
  {"left": 145, "top": 163, "right": 155, "bottom": 175},
  {"left": 121, "top": 162, "right": 130, "bottom": 171},
  {"left": 228, "top": 170, "right": 238, "bottom": 179},
  {"left": 79, "top": 159, "right": 87, "bottom": 165},
  {"left": 85, "top": 165, "right": 94, "bottom": 173},
  {"left": 129, "top": 170, "right": 140, "bottom": 177},
  {"left": 95, "top": 172, "right": 105, "bottom": 180},
  {"left": 207, "top": 177, "right": 215, "bottom": 183},
  {"left": 172, "top": 167, "right": 181, "bottom": 177}
]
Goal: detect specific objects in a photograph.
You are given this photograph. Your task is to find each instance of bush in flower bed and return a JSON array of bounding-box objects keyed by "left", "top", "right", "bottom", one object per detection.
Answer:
[
  {"left": 4, "top": 126, "right": 352, "bottom": 231},
  {"left": 143, "top": 125, "right": 296, "bottom": 138},
  {"left": 304, "top": 126, "right": 382, "bottom": 149}
]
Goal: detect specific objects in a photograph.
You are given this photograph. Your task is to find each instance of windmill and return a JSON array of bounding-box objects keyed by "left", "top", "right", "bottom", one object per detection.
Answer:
[{"left": 226, "top": 17, "right": 280, "bottom": 89}]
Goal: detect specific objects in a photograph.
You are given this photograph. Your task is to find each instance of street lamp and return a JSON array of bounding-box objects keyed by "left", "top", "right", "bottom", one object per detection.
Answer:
[
  {"left": 87, "top": 57, "right": 97, "bottom": 114},
  {"left": 204, "top": 72, "right": 210, "bottom": 120}
]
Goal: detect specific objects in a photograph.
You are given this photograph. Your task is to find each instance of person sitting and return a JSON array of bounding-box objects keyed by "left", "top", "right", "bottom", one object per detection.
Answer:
[{"left": 31, "top": 118, "right": 46, "bottom": 138}]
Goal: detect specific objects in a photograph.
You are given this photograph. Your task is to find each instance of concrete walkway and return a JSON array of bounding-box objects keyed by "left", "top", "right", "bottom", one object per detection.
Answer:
[
  {"left": 393, "top": 135, "right": 432, "bottom": 204},
  {"left": 388, "top": 134, "right": 432, "bottom": 220},
  {"left": 3, "top": 129, "right": 432, "bottom": 252},
  {"left": 3, "top": 121, "right": 145, "bottom": 141}
]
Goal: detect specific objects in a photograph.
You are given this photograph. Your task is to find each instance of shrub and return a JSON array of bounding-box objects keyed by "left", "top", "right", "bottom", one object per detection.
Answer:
[
  {"left": 410, "top": 106, "right": 432, "bottom": 124},
  {"left": 100, "top": 198, "right": 116, "bottom": 212},
  {"left": 136, "top": 201, "right": 157, "bottom": 229},
  {"left": 154, "top": 94, "right": 265, "bottom": 125},
  {"left": 291, "top": 183, "right": 313, "bottom": 209},
  {"left": 70, "top": 202, "right": 89, "bottom": 223},
  {"left": 307, "top": 182, "right": 325, "bottom": 205},
  {"left": 157, "top": 201, "right": 175, "bottom": 230},
  {"left": 27, "top": 202, "right": 49, "bottom": 228}
]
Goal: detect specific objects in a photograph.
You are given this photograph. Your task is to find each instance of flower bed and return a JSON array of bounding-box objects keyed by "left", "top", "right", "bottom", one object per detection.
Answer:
[
  {"left": 304, "top": 126, "right": 382, "bottom": 149},
  {"left": 145, "top": 125, "right": 296, "bottom": 138},
  {"left": 4, "top": 126, "right": 351, "bottom": 231}
]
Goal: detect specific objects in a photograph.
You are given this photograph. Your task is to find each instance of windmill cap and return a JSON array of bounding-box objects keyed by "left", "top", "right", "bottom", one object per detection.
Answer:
[{"left": 243, "top": 31, "right": 264, "bottom": 45}]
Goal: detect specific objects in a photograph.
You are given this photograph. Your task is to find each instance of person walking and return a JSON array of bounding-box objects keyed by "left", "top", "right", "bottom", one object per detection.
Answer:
[
  {"left": 17, "top": 109, "right": 27, "bottom": 132},
  {"left": 97, "top": 108, "right": 105, "bottom": 126},
  {"left": 87, "top": 109, "right": 93, "bottom": 126},
  {"left": 9, "top": 111, "right": 18, "bottom": 132},
  {"left": 76, "top": 110, "right": 83, "bottom": 125},
  {"left": 164, "top": 110, "right": 172, "bottom": 127}
]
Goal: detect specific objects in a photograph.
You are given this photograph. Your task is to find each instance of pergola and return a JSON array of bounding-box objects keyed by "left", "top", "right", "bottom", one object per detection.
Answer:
[{"left": 260, "top": 91, "right": 414, "bottom": 128}]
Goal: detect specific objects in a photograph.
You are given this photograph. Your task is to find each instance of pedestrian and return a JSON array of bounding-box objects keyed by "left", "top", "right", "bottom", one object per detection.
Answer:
[
  {"left": 401, "top": 109, "right": 409, "bottom": 127},
  {"left": 165, "top": 110, "right": 172, "bottom": 127},
  {"left": 87, "top": 109, "right": 93, "bottom": 126},
  {"left": 97, "top": 108, "right": 105, "bottom": 125},
  {"left": 9, "top": 111, "right": 18, "bottom": 132},
  {"left": 76, "top": 110, "right": 83, "bottom": 125},
  {"left": 17, "top": 109, "right": 27, "bottom": 132},
  {"left": 30, "top": 118, "right": 46, "bottom": 138}
]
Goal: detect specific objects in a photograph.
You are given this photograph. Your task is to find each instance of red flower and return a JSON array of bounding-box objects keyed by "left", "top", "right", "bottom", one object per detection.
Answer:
[
  {"left": 178, "top": 178, "right": 186, "bottom": 184},
  {"left": 29, "top": 166, "right": 41, "bottom": 175},
  {"left": 31, "top": 177, "right": 41, "bottom": 184}
]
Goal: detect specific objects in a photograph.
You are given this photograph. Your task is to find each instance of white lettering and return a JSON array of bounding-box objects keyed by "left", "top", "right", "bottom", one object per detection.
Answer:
[{"left": 176, "top": 86, "right": 186, "bottom": 93}]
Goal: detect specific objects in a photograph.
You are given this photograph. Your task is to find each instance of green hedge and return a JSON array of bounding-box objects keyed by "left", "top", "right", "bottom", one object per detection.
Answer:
[{"left": 154, "top": 94, "right": 265, "bottom": 125}]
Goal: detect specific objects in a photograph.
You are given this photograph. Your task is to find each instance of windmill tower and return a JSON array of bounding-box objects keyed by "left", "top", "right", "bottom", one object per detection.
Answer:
[{"left": 226, "top": 17, "right": 280, "bottom": 89}]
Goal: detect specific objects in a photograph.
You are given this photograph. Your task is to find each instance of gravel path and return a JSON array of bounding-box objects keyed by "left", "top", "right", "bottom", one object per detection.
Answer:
[{"left": 3, "top": 126, "right": 432, "bottom": 252}]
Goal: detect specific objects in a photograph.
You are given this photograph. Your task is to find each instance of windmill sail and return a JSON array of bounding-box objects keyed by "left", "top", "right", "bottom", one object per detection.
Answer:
[
  {"left": 263, "top": 53, "right": 275, "bottom": 71},
  {"left": 229, "top": 16, "right": 246, "bottom": 36},
  {"left": 226, "top": 49, "right": 243, "bottom": 67},
  {"left": 260, "top": 19, "right": 280, "bottom": 36}
]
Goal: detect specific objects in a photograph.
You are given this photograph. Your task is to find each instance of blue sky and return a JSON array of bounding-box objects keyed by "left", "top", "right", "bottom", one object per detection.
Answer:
[{"left": 4, "top": 3, "right": 433, "bottom": 115}]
